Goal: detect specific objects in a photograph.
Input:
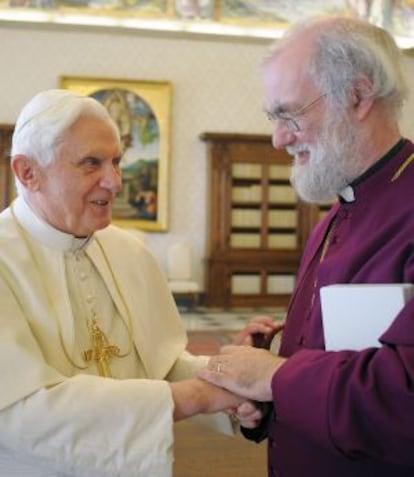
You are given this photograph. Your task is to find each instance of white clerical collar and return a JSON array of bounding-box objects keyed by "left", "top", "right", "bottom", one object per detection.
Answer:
[
  {"left": 12, "top": 195, "right": 93, "bottom": 252},
  {"left": 338, "top": 185, "right": 355, "bottom": 203}
]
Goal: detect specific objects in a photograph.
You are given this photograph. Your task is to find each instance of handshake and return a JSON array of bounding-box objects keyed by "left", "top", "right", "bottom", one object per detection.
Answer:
[{"left": 198, "top": 316, "right": 285, "bottom": 427}]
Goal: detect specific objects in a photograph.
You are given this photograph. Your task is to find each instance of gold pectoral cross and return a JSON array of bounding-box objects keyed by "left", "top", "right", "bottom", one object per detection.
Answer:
[{"left": 83, "top": 319, "right": 120, "bottom": 378}]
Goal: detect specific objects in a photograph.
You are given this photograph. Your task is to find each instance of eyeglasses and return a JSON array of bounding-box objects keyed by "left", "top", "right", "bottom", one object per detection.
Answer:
[{"left": 265, "top": 93, "right": 327, "bottom": 133}]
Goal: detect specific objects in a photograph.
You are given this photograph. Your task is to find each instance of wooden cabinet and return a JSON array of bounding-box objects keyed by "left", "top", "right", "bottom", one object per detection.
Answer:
[
  {"left": 201, "top": 132, "right": 328, "bottom": 308},
  {"left": 0, "top": 125, "right": 14, "bottom": 211}
]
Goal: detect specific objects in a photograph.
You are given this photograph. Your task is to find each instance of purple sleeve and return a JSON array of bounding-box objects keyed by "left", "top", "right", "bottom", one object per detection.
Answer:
[{"left": 272, "top": 292, "right": 414, "bottom": 466}]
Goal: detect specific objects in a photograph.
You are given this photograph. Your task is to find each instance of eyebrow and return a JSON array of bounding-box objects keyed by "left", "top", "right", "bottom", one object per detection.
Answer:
[
  {"left": 73, "top": 156, "right": 103, "bottom": 167},
  {"left": 271, "top": 104, "right": 289, "bottom": 115},
  {"left": 265, "top": 102, "right": 294, "bottom": 119},
  {"left": 267, "top": 99, "right": 299, "bottom": 117}
]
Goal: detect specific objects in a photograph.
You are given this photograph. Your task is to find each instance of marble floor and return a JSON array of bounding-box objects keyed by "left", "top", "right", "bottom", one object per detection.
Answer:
[{"left": 179, "top": 306, "right": 286, "bottom": 331}]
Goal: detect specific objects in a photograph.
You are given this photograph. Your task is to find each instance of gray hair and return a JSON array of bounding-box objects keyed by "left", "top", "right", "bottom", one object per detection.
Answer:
[
  {"left": 263, "top": 16, "right": 408, "bottom": 119},
  {"left": 11, "top": 89, "right": 120, "bottom": 167}
]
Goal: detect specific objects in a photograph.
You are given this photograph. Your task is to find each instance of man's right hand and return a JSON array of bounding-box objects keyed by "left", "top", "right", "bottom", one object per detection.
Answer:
[
  {"left": 169, "top": 378, "right": 245, "bottom": 421},
  {"left": 233, "top": 316, "right": 284, "bottom": 348}
]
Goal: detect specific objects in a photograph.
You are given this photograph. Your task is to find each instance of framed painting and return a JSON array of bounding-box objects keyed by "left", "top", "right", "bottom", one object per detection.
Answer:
[
  {"left": 1, "top": 1, "right": 413, "bottom": 47},
  {"left": 60, "top": 76, "right": 171, "bottom": 232},
  {"left": 218, "top": 0, "right": 414, "bottom": 43}
]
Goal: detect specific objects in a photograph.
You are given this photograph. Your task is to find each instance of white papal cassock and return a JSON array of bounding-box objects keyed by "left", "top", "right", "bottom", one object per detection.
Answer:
[{"left": 0, "top": 195, "right": 221, "bottom": 476}]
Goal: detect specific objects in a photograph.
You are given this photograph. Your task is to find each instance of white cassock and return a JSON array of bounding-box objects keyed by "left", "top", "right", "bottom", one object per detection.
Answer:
[{"left": 0, "top": 196, "right": 228, "bottom": 476}]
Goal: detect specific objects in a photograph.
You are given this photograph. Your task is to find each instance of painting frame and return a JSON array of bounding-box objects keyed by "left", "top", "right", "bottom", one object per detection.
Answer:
[{"left": 60, "top": 75, "right": 171, "bottom": 232}]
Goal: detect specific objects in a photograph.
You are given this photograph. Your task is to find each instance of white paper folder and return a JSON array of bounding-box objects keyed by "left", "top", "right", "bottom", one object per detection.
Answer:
[{"left": 320, "top": 284, "right": 414, "bottom": 351}]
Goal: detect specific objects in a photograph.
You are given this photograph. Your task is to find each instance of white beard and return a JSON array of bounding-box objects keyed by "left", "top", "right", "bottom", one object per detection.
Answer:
[{"left": 288, "top": 113, "right": 366, "bottom": 204}]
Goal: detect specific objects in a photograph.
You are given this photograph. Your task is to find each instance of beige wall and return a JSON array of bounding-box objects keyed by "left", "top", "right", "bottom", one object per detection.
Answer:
[{"left": 0, "top": 22, "right": 413, "bottom": 290}]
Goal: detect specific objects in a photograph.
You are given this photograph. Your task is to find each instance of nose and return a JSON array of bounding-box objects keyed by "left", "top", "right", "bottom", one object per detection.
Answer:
[
  {"left": 101, "top": 164, "right": 122, "bottom": 194},
  {"left": 271, "top": 121, "right": 297, "bottom": 150}
]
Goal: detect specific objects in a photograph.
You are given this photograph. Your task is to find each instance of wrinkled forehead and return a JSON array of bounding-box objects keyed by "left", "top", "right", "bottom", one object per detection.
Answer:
[
  {"left": 61, "top": 114, "right": 122, "bottom": 148},
  {"left": 262, "top": 38, "right": 318, "bottom": 105}
]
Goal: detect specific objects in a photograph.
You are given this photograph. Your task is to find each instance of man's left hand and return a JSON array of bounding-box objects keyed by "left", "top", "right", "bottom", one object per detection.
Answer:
[{"left": 198, "top": 345, "right": 286, "bottom": 402}]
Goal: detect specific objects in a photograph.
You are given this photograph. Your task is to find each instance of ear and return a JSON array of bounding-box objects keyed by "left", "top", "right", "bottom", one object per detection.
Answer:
[
  {"left": 350, "top": 76, "right": 375, "bottom": 121},
  {"left": 11, "top": 155, "right": 41, "bottom": 191}
]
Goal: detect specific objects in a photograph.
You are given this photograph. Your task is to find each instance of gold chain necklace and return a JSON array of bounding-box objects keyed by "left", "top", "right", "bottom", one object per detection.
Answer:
[{"left": 10, "top": 203, "right": 134, "bottom": 377}]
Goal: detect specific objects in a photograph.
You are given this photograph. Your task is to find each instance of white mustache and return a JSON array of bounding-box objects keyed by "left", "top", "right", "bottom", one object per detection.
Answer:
[{"left": 286, "top": 143, "right": 310, "bottom": 157}]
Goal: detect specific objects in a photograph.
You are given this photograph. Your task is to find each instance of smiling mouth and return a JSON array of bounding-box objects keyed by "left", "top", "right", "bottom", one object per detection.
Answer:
[
  {"left": 294, "top": 150, "right": 310, "bottom": 165},
  {"left": 287, "top": 144, "right": 309, "bottom": 159},
  {"left": 91, "top": 199, "right": 111, "bottom": 206}
]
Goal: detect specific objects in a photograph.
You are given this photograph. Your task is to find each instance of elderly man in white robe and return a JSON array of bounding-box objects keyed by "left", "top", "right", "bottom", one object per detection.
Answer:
[{"left": 0, "top": 90, "right": 259, "bottom": 477}]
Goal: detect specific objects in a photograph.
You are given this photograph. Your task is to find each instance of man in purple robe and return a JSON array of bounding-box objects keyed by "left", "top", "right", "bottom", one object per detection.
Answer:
[{"left": 199, "top": 15, "right": 414, "bottom": 477}]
